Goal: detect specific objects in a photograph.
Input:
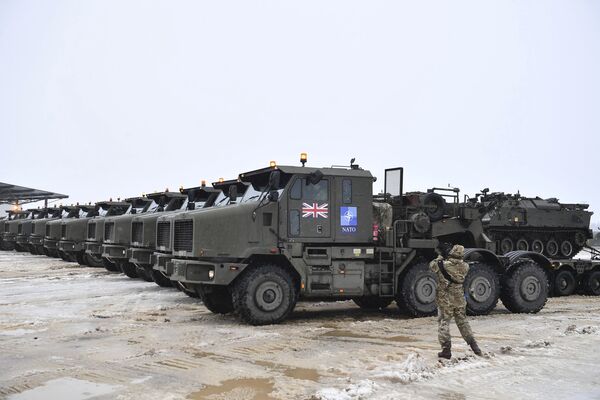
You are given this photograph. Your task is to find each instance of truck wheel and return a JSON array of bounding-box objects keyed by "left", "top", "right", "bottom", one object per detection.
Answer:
[
  {"left": 464, "top": 263, "right": 500, "bottom": 316},
  {"left": 135, "top": 265, "right": 154, "bottom": 282},
  {"left": 41, "top": 246, "right": 50, "bottom": 256},
  {"left": 500, "top": 261, "right": 548, "bottom": 313},
  {"left": 58, "top": 250, "right": 70, "bottom": 262},
  {"left": 118, "top": 261, "right": 139, "bottom": 279},
  {"left": 353, "top": 297, "right": 393, "bottom": 310},
  {"left": 422, "top": 193, "right": 446, "bottom": 222},
  {"left": 560, "top": 240, "right": 573, "bottom": 258},
  {"left": 75, "top": 252, "right": 88, "bottom": 266},
  {"left": 396, "top": 262, "right": 437, "bottom": 317},
  {"left": 172, "top": 281, "right": 199, "bottom": 298},
  {"left": 500, "top": 238, "right": 514, "bottom": 254},
  {"left": 231, "top": 264, "right": 297, "bottom": 325},
  {"left": 546, "top": 239, "right": 559, "bottom": 258},
  {"left": 553, "top": 269, "right": 576, "bottom": 296},
  {"left": 151, "top": 270, "right": 173, "bottom": 288},
  {"left": 198, "top": 285, "right": 234, "bottom": 314},
  {"left": 85, "top": 253, "right": 104, "bottom": 268},
  {"left": 582, "top": 270, "right": 600, "bottom": 296},
  {"left": 103, "top": 258, "right": 120, "bottom": 272}
]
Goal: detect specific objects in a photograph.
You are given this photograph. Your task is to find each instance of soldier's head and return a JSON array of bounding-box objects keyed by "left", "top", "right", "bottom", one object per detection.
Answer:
[
  {"left": 448, "top": 244, "right": 465, "bottom": 260},
  {"left": 436, "top": 242, "right": 453, "bottom": 258}
]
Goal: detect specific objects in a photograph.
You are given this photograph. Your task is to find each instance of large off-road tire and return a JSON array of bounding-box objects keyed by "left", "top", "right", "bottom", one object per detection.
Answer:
[
  {"left": 41, "top": 246, "right": 50, "bottom": 256},
  {"left": 581, "top": 270, "right": 600, "bottom": 296},
  {"left": 172, "top": 281, "right": 200, "bottom": 298},
  {"left": 85, "top": 253, "right": 105, "bottom": 268},
  {"left": 14, "top": 244, "right": 26, "bottom": 252},
  {"left": 117, "top": 261, "right": 139, "bottom": 279},
  {"left": 103, "top": 258, "right": 120, "bottom": 272},
  {"left": 29, "top": 246, "right": 39, "bottom": 255},
  {"left": 553, "top": 269, "right": 577, "bottom": 297},
  {"left": 135, "top": 265, "right": 154, "bottom": 282},
  {"left": 353, "top": 297, "right": 393, "bottom": 310},
  {"left": 151, "top": 270, "right": 173, "bottom": 288},
  {"left": 231, "top": 264, "right": 297, "bottom": 325},
  {"left": 58, "top": 250, "right": 71, "bottom": 262},
  {"left": 75, "top": 252, "right": 88, "bottom": 266},
  {"left": 464, "top": 262, "right": 500, "bottom": 316},
  {"left": 396, "top": 262, "right": 437, "bottom": 317},
  {"left": 500, "top": 261, "right": 548, "bottom": 313},
  {"left": 198, "top": 284, "right": 234, "bottom": 314},
  {"left": 422, "top": 193, "right": 445, "bottom": 222}
]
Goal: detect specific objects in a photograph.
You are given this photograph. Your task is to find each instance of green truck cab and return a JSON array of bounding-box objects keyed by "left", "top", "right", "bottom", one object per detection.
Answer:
[
  {"left": 28, "top": 207, "right": 63, "bottom": 255},
  {"left": 101, "top": 197, "right": 155, "bottom": 278},
  {"left": 58, "top": 204, "right": 103, "bottom": 266},
  {"left": 0, "top": 210, "right": 19, "bottom": 251},
  {"left": 168, "top": 163, "right": 554, "bottom": 325},
  {"left": 3, "top": 210, "right": 32, "bottom": 252},
  {"left": 44, "top": 206, "right": 83, "bottom": 259},
  {"left": 84, "top": 200, "right": 131, "bottom": 270}
]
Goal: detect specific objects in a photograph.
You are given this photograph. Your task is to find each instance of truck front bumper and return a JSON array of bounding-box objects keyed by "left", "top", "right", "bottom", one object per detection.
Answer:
[
  {"left": 152, "top": 253, "right": 173, "bottom": 274},
  {"left": 127, "top": 248, "right": 153, "bottom": 265},
  {"left": 16, "top": 235, "right": 30, "bottom": 245},
  {"left": 58, "top": 240, "right": 84, "bottom": 252},
  {"left": 85, "top": 242, "right": 102, "bottom": 255},
  {"left": 44, "top": 239, "right": 58, "bottom": 249},
  {"left": 29, "top": 235, "right": 44, "bottom": 246},
  {"left": 102, "top": 244, "right": 128, "bottom": 260},
  {"left": 169, "top": 258, "right": 248, "bottom": 286}
]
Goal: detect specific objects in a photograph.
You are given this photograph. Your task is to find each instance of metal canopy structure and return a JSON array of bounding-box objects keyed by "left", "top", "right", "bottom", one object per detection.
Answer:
[{"left": 0, "top": 182, "right": 68, "bottom": 206}]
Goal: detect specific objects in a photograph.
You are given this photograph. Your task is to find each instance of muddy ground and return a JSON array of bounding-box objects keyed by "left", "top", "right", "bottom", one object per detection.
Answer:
[{"left": 0, "top": 251, "right": 599, "bottom": 400}]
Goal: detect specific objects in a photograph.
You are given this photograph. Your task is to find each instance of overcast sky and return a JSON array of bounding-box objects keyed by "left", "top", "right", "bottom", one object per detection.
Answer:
[{"left": 1, "top": 1, "right": 599, "bottom": 223}]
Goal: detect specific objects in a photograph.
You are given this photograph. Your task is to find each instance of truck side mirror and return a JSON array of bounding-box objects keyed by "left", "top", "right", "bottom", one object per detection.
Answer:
[
  {"left": 268, "top": 191, "right": 279, "bottom": 202},
  {"left": 131, "top": 209, "right": 137, "bottom": 214},
  {"left": 229, "top": 185, "right": 238, "bottom": 202},
  {"left": 307, "top": 170, "right": 323, "bottom": 185},
  {"left": 269, "top": 170, "right": 281, "bottom": 188}
]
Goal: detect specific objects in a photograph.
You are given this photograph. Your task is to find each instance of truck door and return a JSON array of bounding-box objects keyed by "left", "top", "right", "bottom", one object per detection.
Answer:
[{"left": 287, "top": 176, "right": 331, "bottom": 239}]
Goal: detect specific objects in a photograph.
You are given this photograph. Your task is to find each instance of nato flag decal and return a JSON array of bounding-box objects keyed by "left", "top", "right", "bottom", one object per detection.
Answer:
[{"left": 340, "top": 206, "right": 357, "bottom": 233}]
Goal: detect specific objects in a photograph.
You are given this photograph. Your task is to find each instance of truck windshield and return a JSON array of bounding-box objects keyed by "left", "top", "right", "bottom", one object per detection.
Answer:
[
  {"left": 213, "top": 192, "right": 230, "bottom": 207},
  {"left": 98, "top": 208, "right": 109, "bottom": 217}
]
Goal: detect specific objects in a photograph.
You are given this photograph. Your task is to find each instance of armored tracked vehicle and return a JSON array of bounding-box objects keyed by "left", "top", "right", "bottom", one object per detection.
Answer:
[
  {"left": 469, "top": 190, "right": 592, "bottom": 258},
  {"left": 128, "top": 185, "right": 218, "bottom": 286},
  {"left": 28, "top": 207, "right": 63, "bottom": 255},
  {"left": 84, "top": 200, "right": 131, "bottom": 270},
  {"left": 167, "top": 160, "right": 556, "bottom": 325},
  {"left": 101, "top": 196, "right": 155, "bottom": 278}
]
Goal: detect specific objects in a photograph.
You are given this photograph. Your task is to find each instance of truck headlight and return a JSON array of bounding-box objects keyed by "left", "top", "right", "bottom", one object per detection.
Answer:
[{"left": 208, "top": 270, "right": 215, "bottom": 279}]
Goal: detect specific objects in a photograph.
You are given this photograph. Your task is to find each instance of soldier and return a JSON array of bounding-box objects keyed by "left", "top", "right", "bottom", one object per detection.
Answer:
[{"left": 430, "top": 243, "right": 482, "bottom": 359}]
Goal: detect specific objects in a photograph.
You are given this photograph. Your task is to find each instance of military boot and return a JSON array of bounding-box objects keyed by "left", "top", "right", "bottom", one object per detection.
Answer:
[
  {"left": 468, "top": 340, "right": 482, "bottom": 356},
  {"left": 438, "top": 343, "right": 451, "bottom": 359}
]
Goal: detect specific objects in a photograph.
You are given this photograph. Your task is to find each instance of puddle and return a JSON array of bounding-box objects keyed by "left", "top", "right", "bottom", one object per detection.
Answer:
[
  {"left": 255, "top": 360, "right": 321, "bottom": 382},
  {"left": 188, "top": 378, "right": 275, "bottom": 400},
  {"left": 321, "top": 329, "right": 416, "bottom": 342},
  {"left": 9, "top": 378, "right": 119, "bottom": 400}
]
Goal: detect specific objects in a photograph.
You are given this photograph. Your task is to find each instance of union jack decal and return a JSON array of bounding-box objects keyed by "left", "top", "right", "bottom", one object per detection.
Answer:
[{"left": 302, "top": 203, "right": 328, "bottom": 218}]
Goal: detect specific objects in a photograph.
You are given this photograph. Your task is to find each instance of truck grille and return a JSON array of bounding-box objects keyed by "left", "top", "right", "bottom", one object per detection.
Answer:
[
  {"left": 173, "top": 220, "right": 193, "bottom": 252},
  {"left": 157, "top": 221, "right": 171, "bottom": 248},
  {"left": 104, "top": 222, "right": 115, "bottom": 241},
  {"left": 31, "top": 224, "right": 36, "bottom": 234},
  {"left": 132, "top": 222, "right": 143, "bottom": 244},
  {"left": 18, "top": 225, "right": 22, "bottom": 234},
  {"left": 45, "top": 225, "right": 50, "bottom": 236},
  {"left": 61, "top": 224, "right": 67, "bottom": 239},
  {"left": 88, "top": 222, "right": 96, "bottom": 239}
]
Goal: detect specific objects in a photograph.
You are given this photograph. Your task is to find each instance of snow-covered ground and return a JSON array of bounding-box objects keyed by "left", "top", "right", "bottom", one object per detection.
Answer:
[{"left": 0, "top": 251, "right": 599, "bottom": 400}]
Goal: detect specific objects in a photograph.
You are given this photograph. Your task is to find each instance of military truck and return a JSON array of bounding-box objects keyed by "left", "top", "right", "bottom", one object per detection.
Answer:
[
  {"left": 3, "top": 210, "right": 32, "bottom": 252},
  {"left": 101, "top": 196, "right": 155, "bottom": 278},
  {"left": 58, "top": 204, "right": 104, "bottom": 266},
  {"left": 16, "top": 208, "right": 49, "bottom": 253},
  {"left": 128, "top": 186, "right": 219, "bottom": 286},
  {"left": 0, "top": 211, "right": 18, "bottom": 251},
  {"left": 84, "top": 200, "right": 131, "bottom": 271},
  {"left": 152, "top": 179, "right": 249, "bottom": 296},
  {"left": 28, "top": 207, "right": 63, "bottom": 255},
  {"left": 165, "top": 162, "right": 558, "bottom": 325},
  {"left": 466, "top": 190, "right": 592, "bottom": 258},
  {"left": 44, "top": 206, "right": 84, "bottom": 260}
]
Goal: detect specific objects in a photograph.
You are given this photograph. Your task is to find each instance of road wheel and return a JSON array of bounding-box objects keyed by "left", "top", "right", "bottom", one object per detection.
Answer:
[
  {"left": 353, "top": 297, "right": 393, "bottom": 310},
  {"left": 500, "top": 237, "right": 514, "bottom": 254},
  {"left": 500, "top": 261, "right": 548, "bottom": 313},
  {"left": 531, "top": 240, "right": 544, "bottom": 254},
  {"left": 396, "top": 262, "right": 437, "bottom": 317},
  {"left": 464, "top": 262, "right": 500, "bottom": 316},
  {"left": 151, "top": 270, "right": 173, "bottom": 288},
  {"left": 198, "top": 285, "right": 234, "bottom": 314},
  {"left": 135, "top": 265, "right": 153, "bottom": 282},
  {"left": 560, "top": 240, "right": 573, "bottom": 258},
  {"left": 516, "top": 238, "right": 529, "bottom": 251},
  {"left": 553, "top": 269, "right": 576, "bottom": 296},
  {"left": 231, "top": 264, "right": 297, "bottom": 325},
  {"left": 546, "top": 239, "right": 559, "bottom": 258},
  {"left": 582, "top": 270, "right": 600, "bottom": 296},
  {"left": 118, "top": 261, "right": 139, "bottom": 278},
  {"left": 103, "top": 258, "right": 120, "bottom": 272}
]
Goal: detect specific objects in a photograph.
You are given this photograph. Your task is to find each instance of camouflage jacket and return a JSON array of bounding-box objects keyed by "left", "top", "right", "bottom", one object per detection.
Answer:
[{"left": 429, "top": 245, "right": 469, "bottom": 309}]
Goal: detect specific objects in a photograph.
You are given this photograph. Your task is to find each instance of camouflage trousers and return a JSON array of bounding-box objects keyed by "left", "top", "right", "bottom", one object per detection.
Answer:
[{"left": 437, "top": 305, "right": 475, "bottom": 346}]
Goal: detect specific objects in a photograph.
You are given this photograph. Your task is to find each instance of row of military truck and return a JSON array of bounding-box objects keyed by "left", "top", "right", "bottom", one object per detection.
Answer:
[{"left": 1, "top": 159, "right": 599, "bottom": 325}]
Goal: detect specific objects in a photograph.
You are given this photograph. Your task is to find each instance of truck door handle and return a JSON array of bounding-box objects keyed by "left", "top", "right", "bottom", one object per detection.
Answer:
[{"left": 317, "top": 225, "right": 323, "bottom": 234}]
